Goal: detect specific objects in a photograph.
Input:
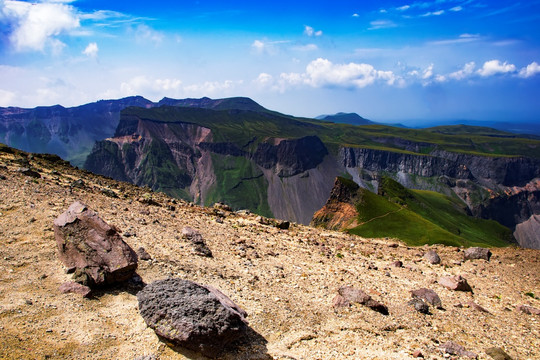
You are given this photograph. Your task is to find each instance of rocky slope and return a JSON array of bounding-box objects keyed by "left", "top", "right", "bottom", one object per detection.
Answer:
[{"left": 1, "top": 145, "right": 539, "bottom": 360}]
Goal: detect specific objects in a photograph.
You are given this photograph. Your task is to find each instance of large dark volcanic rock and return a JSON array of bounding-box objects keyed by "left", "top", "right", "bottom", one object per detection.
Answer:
[
  {"left": 53, "top": 201, "right": 138, "bottom": 287},
  {"left": 137, "top": 278, "right": 248, "bottom": 358}
]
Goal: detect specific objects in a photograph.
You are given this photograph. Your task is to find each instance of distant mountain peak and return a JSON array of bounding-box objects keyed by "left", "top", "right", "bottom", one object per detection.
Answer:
[
  {"left": 157, "top": 96, "right": 267, "bottom": 112},
  {"left": 317, "top": 112, "right": 374, "bottom": 126}
]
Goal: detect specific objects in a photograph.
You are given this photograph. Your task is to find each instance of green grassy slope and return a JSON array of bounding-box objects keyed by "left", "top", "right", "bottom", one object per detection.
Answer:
[
  {"left": 121, "top": 106, "right": 540, "bottom": 159},
  {"left": 204, "top": 154, "right": 272, "bottom": 217},
  {"left": 347, "top": 178, "right": 513, "bottom": 247}
]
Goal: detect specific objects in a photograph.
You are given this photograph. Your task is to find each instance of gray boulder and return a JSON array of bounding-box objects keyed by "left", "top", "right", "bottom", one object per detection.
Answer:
[
  {"left": 137, "top": 278, "right": 248, "bottom": 358},
  {"left": 464, "top": 247, "right": 492, "bottom": 261},
  {"left": 182, "top": 227, "right": 213, "bottom": 257},
  {"left": 440, "top": 341, "right": 478, "bottom": 359},
  {"left": 54, "top": 201, "right": 138, "bottom": 287},
  {"left": 411, "top": 288, "right": 443, "bottom": 309},
  {"left": 424, "top": 250, "right": 441, "bottom": 265}
]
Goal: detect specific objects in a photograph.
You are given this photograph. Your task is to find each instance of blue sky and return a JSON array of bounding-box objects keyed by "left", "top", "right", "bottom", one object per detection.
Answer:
[{"left": 1, "top": 0, "right": 539, "bottom": 123}]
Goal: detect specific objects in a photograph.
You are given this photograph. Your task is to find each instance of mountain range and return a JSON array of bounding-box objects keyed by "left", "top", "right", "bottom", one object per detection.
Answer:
[{"left": 1, "top": 96, "right": 539, "bottom": 249}]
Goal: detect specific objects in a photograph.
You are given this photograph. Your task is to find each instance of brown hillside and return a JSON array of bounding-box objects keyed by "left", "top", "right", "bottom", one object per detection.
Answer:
[{"left": 0, "top": 146, "right": 539, "bottom": 360}]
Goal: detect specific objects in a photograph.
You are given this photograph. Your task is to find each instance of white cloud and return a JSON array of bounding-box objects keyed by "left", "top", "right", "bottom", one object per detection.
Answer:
[
  {"left": 1, "top": 0, "right": 80, "bottom": 52},
  {"left": 397, "top": 5, "right": 411, "bottom": 11},
  {"left": 134, "top": 24, "right": 163, "bottom": 46},
  {"left": 120, "top": 75, "right": 182, "bottom": 97},
  {"left": 477, "top": 60, "right": 516, "bottom": 77},
  {"left": 251, "top": 40, "right": 265, "bottom": 53},
  {"left": 0, "top": 88, "right": 16, "bottom": 106},
  {"left": 293, "top": 44, "right": 318, "bottom": 51},
  {"left": 448, "top": 61, "right": 476, "bottom": 80},
  {"left": 82, "top": 42, "right": 98, "bottom": 57},
  {"left": 421, "top": 10, "right": 445, "bottom": 17},
  {"left": 518, "top": 62, "right": 540, "bottom": 78},
  {"left": 304, "top": 25, "right": 322, "bottom": 37},
  {"left": 422, "top": 64, "right": 434, "bottom": 79},
  {"left": 368, "top": 20, "right": 397, "bottom": 30},
  {"left": 184, "top": 80, "right": 242, "bottom": 96},
  {"left": 429, "top": 33, "right": 481, "bottom": 46},
  {"left": 450, "top": 6, "right": 463, "bottom": 12},
  {"left": 352, "top": 13, "right": 359, "bottom": 17},
  {"left": 277, "top": 58, "right": 398, "bottom": 90}
]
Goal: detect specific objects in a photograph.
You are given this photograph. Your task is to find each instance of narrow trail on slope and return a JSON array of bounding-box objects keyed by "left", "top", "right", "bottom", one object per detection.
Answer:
[{"left": 357, "top": 207, "right": 405, "bottom": 226}]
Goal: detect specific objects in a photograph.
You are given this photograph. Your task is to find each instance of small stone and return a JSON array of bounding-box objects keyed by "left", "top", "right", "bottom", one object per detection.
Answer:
[
  {"left": 182, "top": 226, "right": 213, "bottom": 257},
  {"left": 334, "top": 286, "right": 389, "bottom": 315},
  {"left": 412, "top": 350, "right": 424, "bottom": 358},
  {"left": 25, "top": 299, "right": 33, "bottom": 305},
  {"left": 464, "top": 247, "right": 492, "bottom": 261},
  {"left": 424, "top": 250, "right": 441, "bottom": 265},
  {"left": 59, "top": 282, "right": 92, "bottom": 298},
  {"left": 438, "top": 275, "right": 472, "bottom": 292},
  {"left": 485, "top": 347, "right": 514, "bottom": 360},
  {"left": 136, "top": 247, "right": 151, "bottom": 261},
  {"left": 516, "top": 304, "right": 540, "bottom": 315},
  {"left": 411, "top": 288, "right": 443, "bottom": 309},
  {"left": 439, "top": 341, "right": 478, "bottom": 359},
  {"left": 468, "top": 301, "right": 490, "bottom": 314},
  {"left": 408, "top": 298, "right": 430, "bottom": 314},
  {"left": 100, "top": 188, "right": 118, "bottom": 198},
  {"left": 18, "top": 167, "right": 41, "bottom": 178},
  {"left": 391, "top": 260, "right": 403, "bottom": 268},
  {"left": 70, "top": 179, "right": 85, "bottom": 188}
]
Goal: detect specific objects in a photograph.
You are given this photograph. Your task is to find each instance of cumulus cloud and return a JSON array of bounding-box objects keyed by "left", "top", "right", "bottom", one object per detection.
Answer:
[
  {"left": 397, "top": 5, "right": 410, "bottom": 11},
  {"left": 184, "top": 80, "right": 242, "bottom": 96},
  {"left": 450, "top": 6, "right": 463, "bottom": 12},
  {"left": 82, "top": 42, "right": 98, "bottom": 57},
  {"left": 518, "top": 62, "right": 540, "bottom": 78},
  {"left": 448, "top": 61, "right": 476, "bottom": 80},
  {"left": 304, "top": 25, "right": 322, "bottom": 37},
  {"left": 1, "top": 0, "right": 80, "bottom": 52},
  {"left": 477, "top": 60, "right": 516, "bottom": 77},
  {"left": 0, "top": 88, "right": 16, "bottom": 106},
  {"left": 251, "top": 39, "right": 289, "bottom": 55},
  {"left": 273, "top": 58, "right": 398, "bottom": 90}
]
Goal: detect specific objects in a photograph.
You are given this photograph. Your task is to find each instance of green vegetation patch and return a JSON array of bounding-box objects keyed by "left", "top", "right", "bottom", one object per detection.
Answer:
[
  {"left": 205, "top": 154, "right": 272, "bottom": 217},
  {"left": 347, "top": 177, "right": 513, "bottom": 247}
]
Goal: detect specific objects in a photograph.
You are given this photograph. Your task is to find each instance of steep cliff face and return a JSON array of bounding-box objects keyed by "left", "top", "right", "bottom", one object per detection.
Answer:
[
  {"left": 336, "top": 147, "right": 540, "bottom": 248},
  {"left": 84, "top": 112, "right": 334, "bottom": 222},
  {"left": 0, "top": 97, "right": 154, "bottom": 165}
]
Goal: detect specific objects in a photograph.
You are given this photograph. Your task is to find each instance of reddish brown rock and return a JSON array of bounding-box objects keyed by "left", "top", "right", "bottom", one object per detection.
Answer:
[
  {"left": 464, "top": 247, "right": 492, "bottom": 261},
  {"left": 438, "top": 275, "right": 473, "bottom": 292},
  {"left": 54, "top": 201, "right": 138, "bottom": 287},
  {"left": 59, "top": 281, "right": 92, "bottom": 298}
]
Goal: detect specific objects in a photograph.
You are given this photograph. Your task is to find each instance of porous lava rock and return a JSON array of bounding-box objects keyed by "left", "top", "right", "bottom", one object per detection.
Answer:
[
  {"left": 137, "top": 278, "right": 248, "bottom": 358},
  {"left": 464, "top": 247, "right": 492, "bottom": 261},
  {"left": 53, "top": 201, "right": 138, "bottom": 287}
]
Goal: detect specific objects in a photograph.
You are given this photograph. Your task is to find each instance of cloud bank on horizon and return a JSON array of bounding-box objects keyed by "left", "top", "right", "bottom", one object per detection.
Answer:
[{"left": 0, "top": 0, "right": 539, "bottom": 122}]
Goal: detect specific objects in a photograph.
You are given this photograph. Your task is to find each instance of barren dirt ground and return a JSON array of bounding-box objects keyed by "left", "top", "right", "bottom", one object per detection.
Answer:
[{"left": 0, "top": 149, "right": 539, "bottom": 360}]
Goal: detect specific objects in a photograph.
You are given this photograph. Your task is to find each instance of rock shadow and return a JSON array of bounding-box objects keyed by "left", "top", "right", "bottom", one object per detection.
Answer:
[{"left": 158, "top": 326, "right": 271, "bottom": 360}]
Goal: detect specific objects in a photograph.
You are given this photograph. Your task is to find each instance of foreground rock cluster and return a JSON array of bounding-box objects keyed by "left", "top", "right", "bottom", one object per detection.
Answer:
[{"left": 0, "top": 147, "right": 539, "bottom": 359}]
